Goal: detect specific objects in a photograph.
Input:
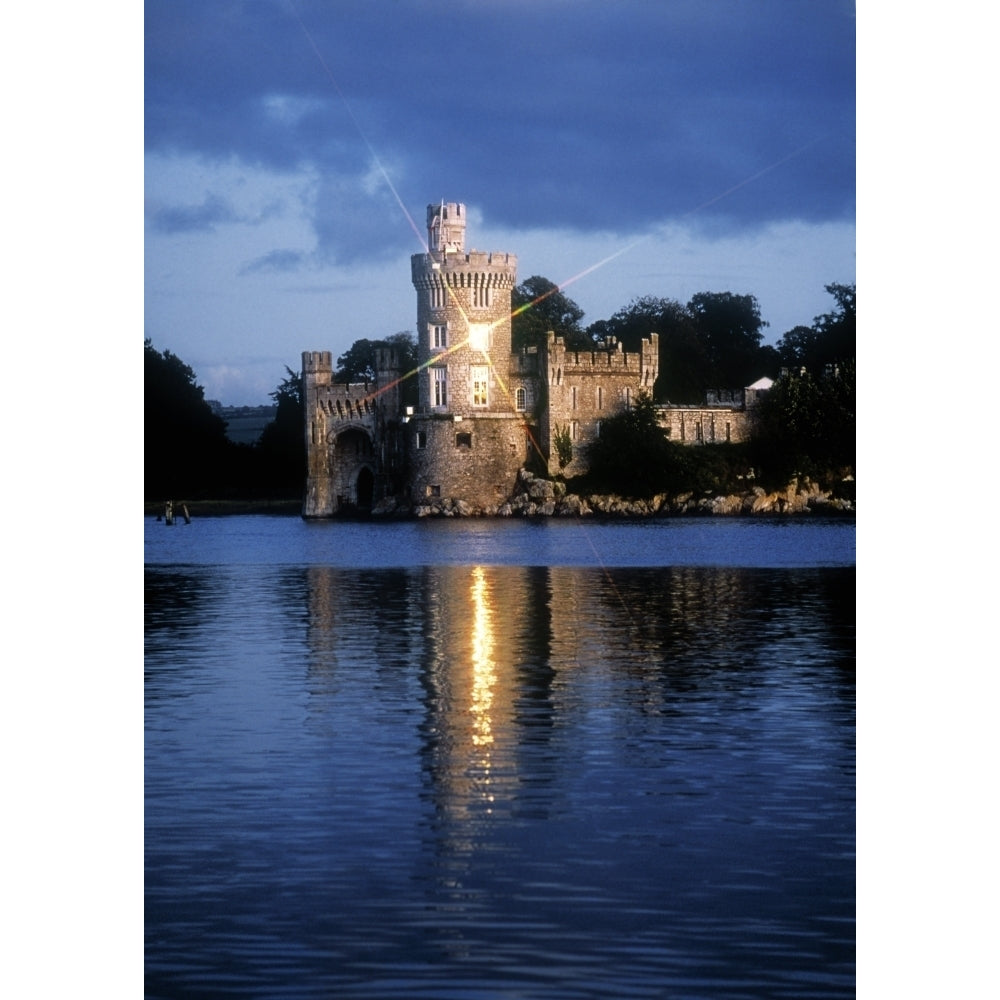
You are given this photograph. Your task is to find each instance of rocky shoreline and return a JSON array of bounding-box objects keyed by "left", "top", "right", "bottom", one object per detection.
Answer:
[
  {"left": 373, "top": 468, "right": 855, "bottom": 519},
  {"left": 146, "top": 471, "right": 854, "bottom": 520}
]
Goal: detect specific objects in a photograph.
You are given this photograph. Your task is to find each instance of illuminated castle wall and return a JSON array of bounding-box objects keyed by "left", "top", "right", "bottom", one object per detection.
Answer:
[
  {"left": 302, "top": 202, "right": 656, "bottom": 517},
  {"left": 406, "top": 203, "right": 526, "bottom": 509}
]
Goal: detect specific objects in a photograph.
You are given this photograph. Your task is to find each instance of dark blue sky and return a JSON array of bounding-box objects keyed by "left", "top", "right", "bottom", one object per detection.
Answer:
[{"left": 145, "top": 0, "right": 856, "bottom": 403}]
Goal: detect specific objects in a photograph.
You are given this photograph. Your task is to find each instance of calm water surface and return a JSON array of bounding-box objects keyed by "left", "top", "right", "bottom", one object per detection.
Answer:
[{"left": 146, "top": 517, "right": 855, "bottom": 998}]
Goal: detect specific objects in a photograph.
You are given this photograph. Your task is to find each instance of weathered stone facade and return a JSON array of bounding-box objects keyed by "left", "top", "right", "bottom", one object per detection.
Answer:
[
  {"left": 301, "top": 202, "right": 764, "bottom": 517},
  {"left": 655, "top": 377, "right": 772, "bottom": 445}
]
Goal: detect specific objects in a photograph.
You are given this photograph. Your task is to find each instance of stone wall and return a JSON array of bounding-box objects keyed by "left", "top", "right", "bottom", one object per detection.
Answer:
[
  {"left": 541, "top": 332, "right": 659, "bottom": 476},
  {"left": 302, "top": 202, "right": 777, "bottom": 518},
  {"left": 657, "top": 406, "right": 756, "bottom": 445},
  {"left": 405, "top": 412, "right": 531, "bottom": 511}
]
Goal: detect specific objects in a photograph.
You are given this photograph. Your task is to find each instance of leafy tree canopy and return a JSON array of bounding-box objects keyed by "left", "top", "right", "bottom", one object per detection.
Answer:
[
  {"left": 335, "top": 338, "right": 381, "bottom": 383},
  {"left": 774, "top": 283, "right": 855, "bottom": 371},
  {"left": 511, "top": 275, "right": 588, "bottom": 352},
  {"left": 584, "top": 391, "right": 675, "bottom": 496},
  {"left": 335, "top": 331, "right": 419, "bottom": 408},
  {"left": 256, "top": 366, "right": 306, "bottom": 495},
  {"left": 590, "top": 293, "right": 775, "bottom": 404},
  {"left": 751, "top": 359, "right": 855, "bottom": 485},
  {"left": 145, "top": 338, "right": 233, "bottom": 497},
  {"left": 688, "top": 291, "right": 772, "bottom": 391}
]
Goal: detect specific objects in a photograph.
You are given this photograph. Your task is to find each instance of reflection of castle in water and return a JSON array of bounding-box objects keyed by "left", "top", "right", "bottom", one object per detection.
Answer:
[{"left": 301, "top": 561, "right": 779, "bottom": 843}]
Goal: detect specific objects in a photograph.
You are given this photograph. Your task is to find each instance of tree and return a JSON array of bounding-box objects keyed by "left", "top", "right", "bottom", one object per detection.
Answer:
[
  {"left": 811, "top": 282, "right": 855, "bottom": 365},
  {"left": 775, "top": 283, "right": 856, "bottom": 371},
  {"left": 585, "top": 391, "right": 676, "bottom": 496},
  {"left": 256, "top": 367, "right": 306, "bottom": 494},
  {"left": 592, "top": 296, "right": 712, "bottom": 403},
  {"left": 336, "top": 331, "right": 419, "bottom": 409},
  {"left": 511, "top": 275, "right": 588, "bottom": 352},
  {"left": 751, "top": 360, "right": 855, "bottom": 484},
  {"left": 688, "top": 291, "right": 770, "bottom": 390},
  {"left": 773, "top": 325, "right": 823, "bottom": 371},
  {"left": 145, "top": 338, "right": 233, "bottom": 498},
  {"left": 335, "top": 338, "right": 381, "bottom": 383}
]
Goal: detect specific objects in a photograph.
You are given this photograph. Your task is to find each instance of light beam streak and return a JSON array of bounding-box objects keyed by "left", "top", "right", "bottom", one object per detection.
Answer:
[
  {"left": 285, "top": 1, "right": 825, "bottom": 608},
  {"left": 285, "top": 1, "right": 428, "bottom": 252}
]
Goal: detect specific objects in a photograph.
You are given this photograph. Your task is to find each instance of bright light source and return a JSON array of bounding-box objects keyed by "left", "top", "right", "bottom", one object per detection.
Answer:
[{"left": 468, "top": 323, "right": 489, "bottom": 352}]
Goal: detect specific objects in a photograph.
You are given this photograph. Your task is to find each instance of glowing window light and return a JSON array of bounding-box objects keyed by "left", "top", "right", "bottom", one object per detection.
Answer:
[{"left": 468, "top": 323, "right": 489, "bottom": 353}]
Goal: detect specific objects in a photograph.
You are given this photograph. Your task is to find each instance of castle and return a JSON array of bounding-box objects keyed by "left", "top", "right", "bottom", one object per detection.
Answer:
[{"left": 302, "top": 202, "right": 764, "bottom": 517}]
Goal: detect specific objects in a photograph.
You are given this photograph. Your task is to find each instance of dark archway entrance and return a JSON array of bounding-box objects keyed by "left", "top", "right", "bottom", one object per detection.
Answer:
[{"left": 356, "top": 467, "right": 374, "bottom": 509}]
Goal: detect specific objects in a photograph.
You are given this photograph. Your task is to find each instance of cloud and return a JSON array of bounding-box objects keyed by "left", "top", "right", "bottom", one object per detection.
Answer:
[
  {"left": 240, "top": 249, "right": 308, "bottom": 275},
  {"left": 146, "top": 193, "right": 241, "bottom": 234},
  {"left": 145, "top": 0, "right": 855, "bottom": 247},
  {"left": 144, "top": 0, "right": 855, "bottom": 405}
]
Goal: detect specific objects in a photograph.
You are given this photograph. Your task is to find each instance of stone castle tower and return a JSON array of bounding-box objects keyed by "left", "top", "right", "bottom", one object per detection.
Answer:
[
  {"left": 302, "top": 200, "right": 658, "bottom": 517},
  {"left": 407, "top": 202, "right": 525, "bottom": 509}
]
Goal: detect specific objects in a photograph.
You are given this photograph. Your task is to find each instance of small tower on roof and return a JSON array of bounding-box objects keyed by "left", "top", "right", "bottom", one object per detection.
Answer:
[{"left": 427, "top": 201, "right": 466, "bottom": 253}]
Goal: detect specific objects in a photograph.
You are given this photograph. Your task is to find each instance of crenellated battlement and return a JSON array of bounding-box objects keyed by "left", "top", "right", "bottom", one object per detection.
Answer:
[
  {"left": 302, "top": 350, "right": 333, "bottom": 376},
  {"left": 545, "top": 332, "right": 658, "bottom": 383},
  {"left": 411, "top": 252, "right": 518, "bottom": 288}
]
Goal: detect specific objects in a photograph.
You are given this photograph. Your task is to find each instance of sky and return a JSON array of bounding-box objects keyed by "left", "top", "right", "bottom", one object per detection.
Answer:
[{"left": 145, "top": 0, "right": 855, "bottom": 404}]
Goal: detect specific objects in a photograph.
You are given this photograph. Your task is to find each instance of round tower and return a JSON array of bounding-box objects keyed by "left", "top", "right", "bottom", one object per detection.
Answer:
[
  {"left": 407, "top": 202, "right": 525, "bottom": 510},
  {"left": 410, "top": 202, "right": 518, "bottom": 417}
]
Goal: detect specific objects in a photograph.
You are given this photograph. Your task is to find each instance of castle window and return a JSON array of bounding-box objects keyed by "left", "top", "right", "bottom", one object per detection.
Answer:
[
  {"left": 571, "top": 420, "right": 579, "bottom": 441},
  {"left": 431, "top": 324, "right": 447, "bottom": 349},
  {"left": 515, "top": 387, "right": 526, "bottom": 411},
  {"left": 432, "top": 367, "right": 447, "bottom": 408},
  {"left": 597, "top": 386, "right": 603, "bottom": 410},
  {"left": 624, "top": 387, "right": 631, "bottom": 409},
  {"left": 416, "top": 431, "right": 426, "bottom": 449},
  {"left": 427, "top": 484, "right": 441, "bottom": 497},
  {"left": 430, "top": 287, "right": 445, "bottom": 308},
  {"left": 473, "top": 285, "right": 491, "bottom": 308},
  {"left": 472, "top": 366, "right": 489, "bottom": 407},
  {"left": 572, "top": 386, "right": 577, "bottom": 410},
  {"left": 725, "top": 421, "right": 731, "bottom": 442},
  {"left": 456, "top": 432, "right": 472, "bottom": 448},
  {"left": 468, "top": 323, "right": 489, "bottom": 352}
]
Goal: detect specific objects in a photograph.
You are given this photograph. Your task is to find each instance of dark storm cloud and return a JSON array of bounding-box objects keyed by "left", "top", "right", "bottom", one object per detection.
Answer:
[
  {"left": 145, "top": 0, "right": 854, "bottom": 258},
  {"left": 146, "top": 193, "right": 241, "bottom": 233}
]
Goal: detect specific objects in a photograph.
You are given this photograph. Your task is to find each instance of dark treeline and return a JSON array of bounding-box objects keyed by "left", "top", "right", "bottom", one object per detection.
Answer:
[
  {"left": 145, "top": 341, "right": 305, "bottom": 500},
  {"left": 145, "top": 282, "right": 854, "bottom": 502}
]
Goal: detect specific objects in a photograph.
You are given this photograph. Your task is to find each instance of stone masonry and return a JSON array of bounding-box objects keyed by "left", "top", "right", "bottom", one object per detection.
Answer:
[{"left": 302, "top": 202, "right": 763, "bottom": 517}]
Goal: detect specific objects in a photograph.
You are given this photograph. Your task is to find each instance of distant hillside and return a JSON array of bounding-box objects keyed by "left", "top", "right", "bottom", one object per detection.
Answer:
[{"left": 208, "top": 403, "right": 277, "bottom": 445}]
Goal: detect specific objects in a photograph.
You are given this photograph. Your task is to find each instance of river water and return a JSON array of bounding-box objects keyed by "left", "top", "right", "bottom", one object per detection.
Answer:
[{"left": 145, "top": 516, "right": 855, "bottom": 998}]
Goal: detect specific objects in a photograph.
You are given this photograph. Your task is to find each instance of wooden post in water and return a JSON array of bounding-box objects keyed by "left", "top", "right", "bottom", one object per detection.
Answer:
[
  {"left": 165, "top": 501, "right": 174, "bottom": 526},
  {"left": 181, "top": 504, "right": 191, "bottom": 524}
]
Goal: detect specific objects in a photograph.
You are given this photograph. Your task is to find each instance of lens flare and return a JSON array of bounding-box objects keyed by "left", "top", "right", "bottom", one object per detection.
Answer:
[{"left": 288, "top": 0, "right": 825, "bottom": 591}]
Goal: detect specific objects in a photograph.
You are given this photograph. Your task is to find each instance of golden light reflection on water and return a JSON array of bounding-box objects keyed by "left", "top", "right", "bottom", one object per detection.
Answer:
[{"left": 469, "top": 566, "right": 496, "bottom": 749}]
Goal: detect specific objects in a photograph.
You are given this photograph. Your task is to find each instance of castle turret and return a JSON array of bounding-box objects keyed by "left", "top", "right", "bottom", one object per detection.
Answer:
[
  {"left": 302, "top": 351, "right": 334, "bottom": 517},
  {"left": 411, "top": 203, "right": 518, "bottom": 417},
  {"left": 407, "top": 202, "right": 525, "bottom": 509}
]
